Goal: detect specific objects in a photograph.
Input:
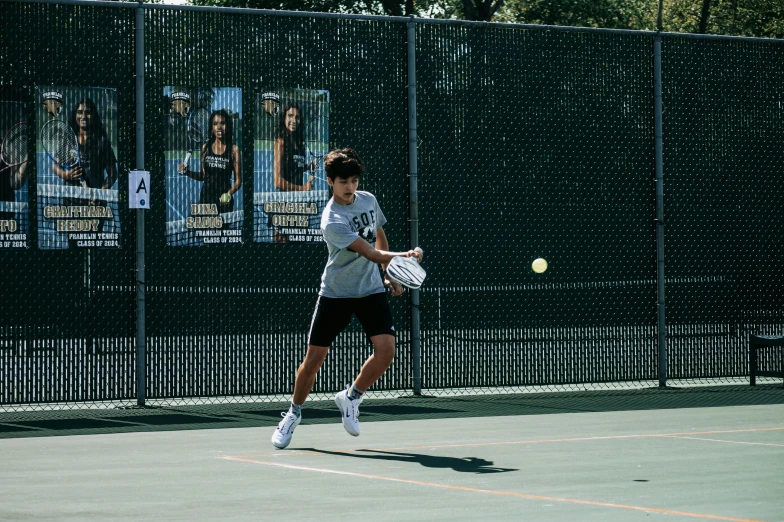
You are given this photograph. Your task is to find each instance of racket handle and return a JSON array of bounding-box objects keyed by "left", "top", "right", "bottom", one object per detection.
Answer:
[{"left": 183, "top": 151, "right": 192, "bottom": 167}]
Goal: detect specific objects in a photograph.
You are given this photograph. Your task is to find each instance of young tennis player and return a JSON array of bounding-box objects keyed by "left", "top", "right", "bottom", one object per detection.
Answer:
[{"left": 272, "top": 147, "right": 423, "bottom": 449}]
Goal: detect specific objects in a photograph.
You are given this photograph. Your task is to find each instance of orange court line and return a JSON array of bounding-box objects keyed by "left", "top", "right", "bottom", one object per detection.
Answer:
[
  {"left": 219, "top": 455, "right": 762, "bottom": 522},
  {"left": 231, "top": 426, "right": 784, "bottom": 459}
]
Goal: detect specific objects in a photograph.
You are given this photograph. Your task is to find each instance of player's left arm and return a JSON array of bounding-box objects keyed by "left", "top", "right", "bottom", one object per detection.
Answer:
[
  {"left": 374, "top": 227, "right": 403, "bottom": 295},
  {"left": 229, "top": 145, "right": 241, "bottom": 197},
  {"left": 102, "top": 138, "right": 118, "bottom": 189},
  {"left": 347, "top": 229, "right": 422, "bottom": 296},
  {"left": 375, "top": 227, "right": 391, "bottom": 272},
  {"left": 347, "top": 232, "right": 416, "bottom": 266}
]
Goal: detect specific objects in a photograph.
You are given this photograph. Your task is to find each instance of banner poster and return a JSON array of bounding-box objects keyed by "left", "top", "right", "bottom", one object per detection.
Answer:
[
  {"left": 35, "top": 86, "right": 121, "bottom": 250},
  {"left": 0, "top": 94, "right": 30, "bottom": 249},
  {"left": 253, "top": 88, "right": 329, "bottom": 244},
  {"left": 163, "top": 86, "right": 244, "bottom": 247}
]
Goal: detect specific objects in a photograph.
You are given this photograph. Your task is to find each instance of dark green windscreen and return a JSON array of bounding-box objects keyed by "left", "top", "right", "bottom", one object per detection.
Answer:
[
  {"left": 416, "top": 25, "right": 658, "bottom": 388},
  {"left": 662, "top": 36, "right": 784, "bottom": 380},
  {"left": 0, "top": 2, "right": 137, "bottom": 404}
]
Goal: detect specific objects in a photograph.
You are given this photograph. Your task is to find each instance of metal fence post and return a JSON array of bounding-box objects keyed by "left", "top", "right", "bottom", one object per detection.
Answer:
[
  {"left": 654, "top": 32, "right": 667, "bottom": 387},
  {"left": 135, "top": 2, "right": 147, "bottom": 405},
  {"left": 407, "top": 16, "right": 421, "bottom": 396}
]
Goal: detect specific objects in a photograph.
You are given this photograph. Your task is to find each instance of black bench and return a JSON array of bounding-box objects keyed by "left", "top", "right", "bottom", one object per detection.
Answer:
[{"left": 750, "top": 335, "right": 784, "bottom": 387}]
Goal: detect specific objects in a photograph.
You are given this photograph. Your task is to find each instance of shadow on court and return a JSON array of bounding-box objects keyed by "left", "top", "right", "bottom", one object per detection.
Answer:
[
  {"left": 1, "top": 383, "right": 783, "bottom": 440},
  {"left": 301, "top": 447, "right": 519, "bottom": 474}
]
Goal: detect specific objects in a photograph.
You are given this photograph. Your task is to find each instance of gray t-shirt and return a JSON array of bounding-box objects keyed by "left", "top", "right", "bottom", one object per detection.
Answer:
[{"left": 319, "top": 190, "right": 387, "bottom": 298}]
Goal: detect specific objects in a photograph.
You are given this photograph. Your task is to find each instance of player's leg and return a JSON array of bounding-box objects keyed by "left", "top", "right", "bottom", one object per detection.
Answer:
[
  {"left": 353, "top": 333, "right": 395, "bottom": 391},
  {"left": 335, "top": 293, "right": 395, "bottom": 437},
  {"left": 272, "top": 296, "right": 350, "bottom": 449},
  {"left": 271, "top": 344, "right": 329, "bottom": 450},
  {"left": 292, "top": 344, "right": 330, "bottom": 405}
]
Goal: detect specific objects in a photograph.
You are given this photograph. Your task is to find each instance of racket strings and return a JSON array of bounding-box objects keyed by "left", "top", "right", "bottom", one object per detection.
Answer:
[
  {"left": 188, "top": 109, "right": 211, "bottom": 144},
  {"left": 2, "top": 124, "right": 30, "bottom": 165},
  {"left": 41, "top": 122, "right": 78, "bottom": 166}
]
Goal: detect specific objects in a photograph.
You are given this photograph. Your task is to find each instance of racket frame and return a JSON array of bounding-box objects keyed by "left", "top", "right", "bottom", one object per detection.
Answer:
[
  {"left": 183, "top": 107, "right": 211, "bottom": 167},
  {"left": 1, "top": 121, "right": 31, "bottom": 167},
  {"left": 305, "top": 142, "right": 326, "bottom": 184},
  {"left": 41, "top": 119, "right": 81, "bottom": 170},
  {"left": 386, "top": 255, "right": 427, "bottom": 290}
]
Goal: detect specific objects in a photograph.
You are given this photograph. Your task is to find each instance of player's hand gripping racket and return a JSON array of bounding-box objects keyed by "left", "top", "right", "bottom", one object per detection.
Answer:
[
  {"left": 40, "top": 119, "right": 85, "bottom": 186},
  {"left": 386, "top": 248, "right": 426, "bottom": 290},
  {"left": 182, "top": 107, "right": 211, "bottom": 169},
  {"left": 0, "top": 122, "right": 30, "bottom": 172}
]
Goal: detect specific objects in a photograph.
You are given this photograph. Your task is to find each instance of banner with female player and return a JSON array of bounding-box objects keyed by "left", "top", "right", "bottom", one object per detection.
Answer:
[
  {"left": 35, "top": 86, "right": 121, "bottom": 250},
  {"left": 253, "top": 88, "right": 329, "bottom": 244},
  {"left": 163, "top": 86, "right": 243, "bottom": 247},
  {"left": 0, "top": 92, "right": 30, "bottom": 250}
]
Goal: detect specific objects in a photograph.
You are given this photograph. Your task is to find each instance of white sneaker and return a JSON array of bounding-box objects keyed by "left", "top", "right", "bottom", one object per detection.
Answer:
[
  {"left": 334, "top": 387, "right": 362, "bottom": 436},
  {"left": 271, "top": 410, "right": 301, "bottom": 449}
]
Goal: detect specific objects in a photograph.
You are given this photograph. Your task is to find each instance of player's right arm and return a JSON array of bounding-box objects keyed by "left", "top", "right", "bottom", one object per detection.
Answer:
[
  {"left": 52, "top": 162, "right": 83, "bottom": 182},
  {"left": 347, "top": 235, "right": 420, "bottom": 266},
  {"left": 9, "top": 160, "right": 29, "bottom": 190},
  {"left": 180, "top": 144, "right": 207, "bottom": 180}
]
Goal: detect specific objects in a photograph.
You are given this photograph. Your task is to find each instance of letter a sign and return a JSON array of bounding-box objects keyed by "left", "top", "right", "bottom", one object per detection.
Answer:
[{"left": 129, "top": 170, "right": 151, "bottom": 209}]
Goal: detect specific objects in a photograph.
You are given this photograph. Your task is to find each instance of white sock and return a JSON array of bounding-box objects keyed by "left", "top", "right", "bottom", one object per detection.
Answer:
[{"left": 348, "top": 385, "right": 365, "bottom": 400}]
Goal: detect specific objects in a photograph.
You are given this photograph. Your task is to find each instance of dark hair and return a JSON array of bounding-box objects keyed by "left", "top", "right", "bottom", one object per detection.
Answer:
[
  {"left": 205, "top": 109, "right": 235, "bottom": 169},
  {"left": 276, "top": 102, "right": 305, "bottom": 144},
  {"left": 207, "top": 109, "right": 234, "bottom": 145},
  {"left": 324, "top": 148, "right": 364, "bottom": 180},
  {"left": 68, "top": 98, "right": 108, "bottom": 153}
]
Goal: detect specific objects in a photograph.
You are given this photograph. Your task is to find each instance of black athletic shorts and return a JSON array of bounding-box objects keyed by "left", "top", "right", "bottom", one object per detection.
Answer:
[{"left": 308, "top": 292, "right": 395, "bottom": 347}]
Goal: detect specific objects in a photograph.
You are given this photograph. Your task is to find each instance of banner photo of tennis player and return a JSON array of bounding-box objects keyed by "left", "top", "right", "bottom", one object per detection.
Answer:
[
  {"left": 34, "top": 85, "right": 121, "bottom": 250},
  {"left": 0, "top": 94, "right": 30, "bottom": 250},
  {"left": 253, "top": 88, "right": 329, "bottom": 244},
  {"left": 163, "top": 86, "right": 244, "bottom": 247}
]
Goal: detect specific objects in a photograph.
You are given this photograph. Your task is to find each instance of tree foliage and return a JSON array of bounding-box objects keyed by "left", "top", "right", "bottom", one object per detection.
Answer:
[
  {"left": 663, "top": 0, "right": 783, "bottom": 38},
  {"left": 494, "top": 0, "right": 656, "bottom": 29},
  {"left": 187, "top": 0, "right": 783, "bottom": 38}
]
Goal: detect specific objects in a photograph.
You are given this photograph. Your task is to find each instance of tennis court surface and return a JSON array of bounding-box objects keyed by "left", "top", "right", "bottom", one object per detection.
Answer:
[{"left": 1, "top": 385, "right": 783, "bottom": 521}]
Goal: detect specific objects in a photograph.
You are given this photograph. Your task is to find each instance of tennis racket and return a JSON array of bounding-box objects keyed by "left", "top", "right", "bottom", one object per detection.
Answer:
[
  {"left": 386, "top": 249, "right": 426, "bottom": 290},
  {"left": 305, "top": 141, "right": 326, "bottom": 184},
  {"left": 0, "top": 122, "right": 30, "bottom": 172},
  {"left": 40, "top": 119, "right": 85, "bottom": 187},
  {"left": 183, "top": 107, "right": 211, "bottom": 168}
]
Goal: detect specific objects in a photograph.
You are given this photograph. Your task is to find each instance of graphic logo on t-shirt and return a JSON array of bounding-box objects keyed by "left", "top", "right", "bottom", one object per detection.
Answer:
[
  {"left": 352, "top": 211, "right": 376, "bottom": 243},
  {"left": 359, "top": 225, "right": 374, "bottom": 242}
]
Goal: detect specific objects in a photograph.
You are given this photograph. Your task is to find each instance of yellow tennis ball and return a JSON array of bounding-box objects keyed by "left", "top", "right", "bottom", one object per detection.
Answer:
[
  {"left": 532, "top": 258, "right": 548, "bottom": 274},
  {"left": 220, "top": 193, "right": 231, "bottom": 204}
]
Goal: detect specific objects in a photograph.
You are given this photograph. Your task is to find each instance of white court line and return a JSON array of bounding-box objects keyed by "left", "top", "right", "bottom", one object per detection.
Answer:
[{"left": 663, "top": 435, "right": 784, "bottom": 447}]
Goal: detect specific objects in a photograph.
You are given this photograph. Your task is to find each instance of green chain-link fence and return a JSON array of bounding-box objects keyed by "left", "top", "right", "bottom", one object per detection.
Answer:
[
  {"left": 662, "top": 35, "right": 784, "bottom": 383},
  {"left": 416, "top": 25, "right": 658, "bottom": 392},
  {"left": 1, "top": 0, "right": 782, "bottom": 410}
]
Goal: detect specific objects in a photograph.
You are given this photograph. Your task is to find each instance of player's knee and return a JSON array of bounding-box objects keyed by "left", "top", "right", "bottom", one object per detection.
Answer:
[
  {"left": 298, "top": 359, "right": 321, "bottom": 377},
  {"left": 299, "top": 346, "right": 328, "bottom": 375},
  {"left": 374, "top": 342, "right": 395, "bottom": 365}
]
